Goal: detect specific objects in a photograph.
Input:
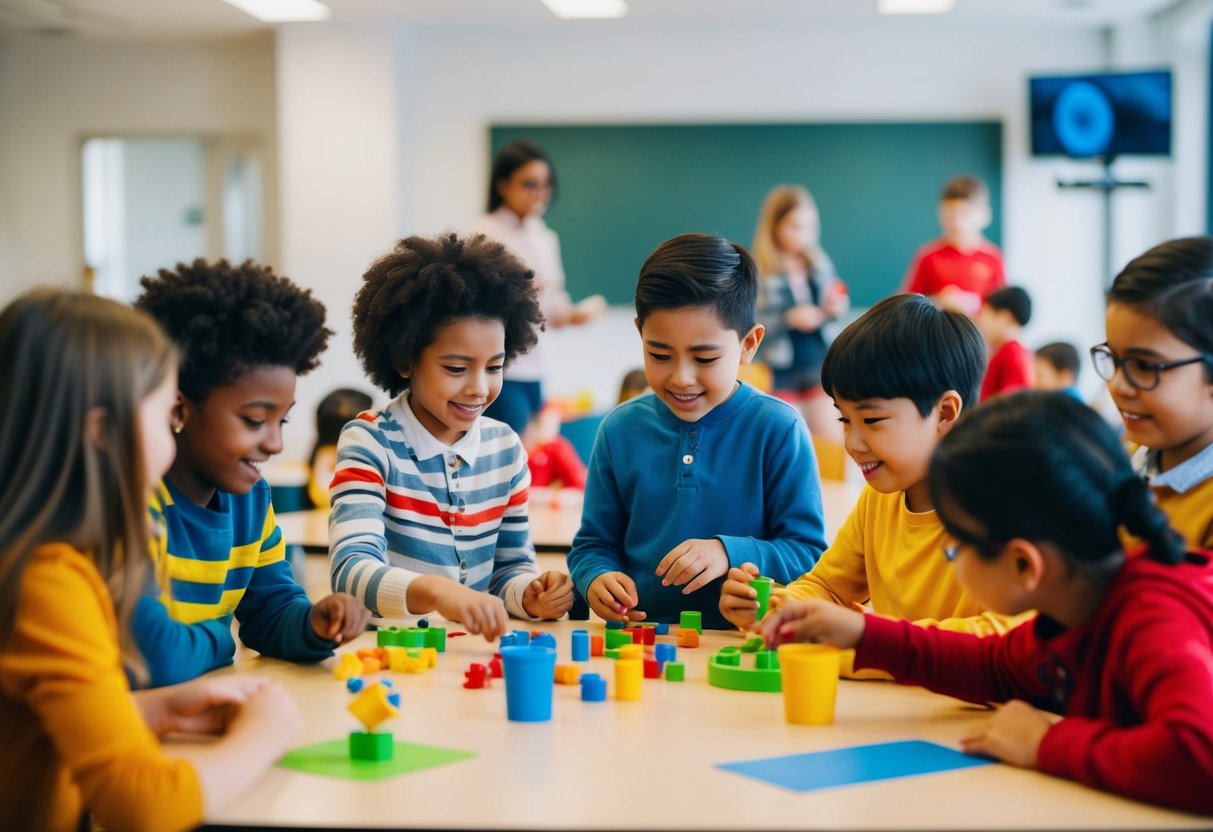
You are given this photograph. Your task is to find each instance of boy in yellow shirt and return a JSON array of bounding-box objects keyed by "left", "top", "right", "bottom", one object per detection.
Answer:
[{"left": 721, "top": 293, "right": 1029, "bottom": 676}]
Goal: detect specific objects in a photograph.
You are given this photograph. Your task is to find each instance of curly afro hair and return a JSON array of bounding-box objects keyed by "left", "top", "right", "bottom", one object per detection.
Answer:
[
  {"left": 135, "top": 258, "right": 332, "bottom": 401},
  {"left": 352, "top": 233, "right": 544, "bottom": 396}
]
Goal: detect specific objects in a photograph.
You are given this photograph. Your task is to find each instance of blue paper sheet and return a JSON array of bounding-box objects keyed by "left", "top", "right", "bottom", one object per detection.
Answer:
[{"left": 717, "top": 740, "right": 994, "bottom": 792}]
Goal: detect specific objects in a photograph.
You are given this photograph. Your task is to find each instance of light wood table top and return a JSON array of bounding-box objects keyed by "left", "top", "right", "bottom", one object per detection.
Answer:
[{"left": 204, "top": 619, "right": 1207, "bottom": 830}]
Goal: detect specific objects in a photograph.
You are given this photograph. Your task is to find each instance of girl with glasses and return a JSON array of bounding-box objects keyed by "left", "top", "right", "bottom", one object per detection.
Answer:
[
  {"left": 1093, "top": 236, "right": 1213, "bottom": 550},
  {"left": 759, "top": 392, "right": 1213, "bottom": 815}
]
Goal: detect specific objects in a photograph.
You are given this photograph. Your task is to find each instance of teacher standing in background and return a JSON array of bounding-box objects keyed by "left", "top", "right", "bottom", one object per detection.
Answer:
[{"left": 470, "top": 140, "right": 605, "bottom": 434}]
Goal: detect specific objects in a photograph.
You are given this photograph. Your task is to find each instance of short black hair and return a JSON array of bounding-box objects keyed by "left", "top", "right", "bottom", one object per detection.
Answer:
[
  {"left": 1108, "top": 236, "right": 1213, "bottom": 382},
  {"left": 1036, "top": 341, "right": 1081, "bottom": 378},
  {"left": 352, "top": 233, "right": 544, "bottom": 396},
  {"left": 821, "top": 293, "right": 985, "bottom": 416},
  {"left": 985, "top": 286, "right": 1032, "bottom": 326},
  {"left": 487, "top": 140, "right": 557, "bottom": 213},
  {"left": 136, "top": 258, "right": 331, "bottom": 401},
  {"left": 634, "top": 233, "right": 757, "bottom": 336},
  {"left": 315, "top": 388, "right": 373, "bottom": 447}
]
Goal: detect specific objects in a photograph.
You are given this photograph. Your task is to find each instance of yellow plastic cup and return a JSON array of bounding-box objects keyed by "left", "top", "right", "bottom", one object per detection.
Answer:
[
  {"left": 777, "top": 644, "right": 839, "bottom": 725},
  {"left": 615, "top": 658, "right": 643, "bottom": 701}
]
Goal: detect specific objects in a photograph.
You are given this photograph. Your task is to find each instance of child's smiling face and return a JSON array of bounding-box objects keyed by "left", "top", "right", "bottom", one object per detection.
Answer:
[
  {"left": 171, "top": 364, "right": 296, "bottom": 505},
  {"left": 1104, "top": 301, "right": 1213, "bottom": 470},
  {"left": 404, "top": 317, "right": 505, "bottom": 446},
  {"left": 637, "top": 306, "right": 762, "bottom": 423}
]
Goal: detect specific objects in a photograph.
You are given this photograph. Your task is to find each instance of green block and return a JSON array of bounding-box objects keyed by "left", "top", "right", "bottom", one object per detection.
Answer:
[
  {"left": 706, "top": 649, "right": 782, "bottom": 693},
  {"left": 424, "top": 626, "right": 446, "bottom": 653},
  {"left": 349, "top": 731, "right": 394, "bottom": 762},
  {"left": 740, "top": 637, "right": 764, "bottom": 653},
  {"left": 750, "top": 576, "right": 773, "bottom": 621},
  {"left": 679, "top": 610, "right": 703, "bottom": 634},
  {"left": 604, "top": 648, "right": 621, "bottom": 660},
  {"left": 377, "top": 626, "right": 404, "bottom": 647},
  {"left": 716, "top": 649, "right": 741, "bottom": 667},
  {"left": 401, "top": 628, "right": 427, "bottom": 649},
  {"left": 605, "top": 629, "right": 632, "bottom": 649},
  {"left": 664, "top": 661, "right": 685, "bottom": 681},
  {"left": 754, "top": 649, "right": 779, "bottom": 670}
]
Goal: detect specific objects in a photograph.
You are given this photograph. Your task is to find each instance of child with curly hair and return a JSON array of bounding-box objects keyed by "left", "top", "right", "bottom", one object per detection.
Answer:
[
  {"left": 330, "top": 233, "right": 574, "bottom": 641},
  {"left": 132, "top": 259, "right": 370, "bottom": 687}
]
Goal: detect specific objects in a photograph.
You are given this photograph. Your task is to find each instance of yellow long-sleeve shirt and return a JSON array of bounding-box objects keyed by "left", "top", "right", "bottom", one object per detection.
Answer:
[
  {"left": 782, "top": 486, "right": 1029, "bottom": 677},
  {"left": 1155, "top": 475, "right": 1213, "bottom": 551},
  {"left": 0, "top": 543, "right": 203, "bottom": 832}
]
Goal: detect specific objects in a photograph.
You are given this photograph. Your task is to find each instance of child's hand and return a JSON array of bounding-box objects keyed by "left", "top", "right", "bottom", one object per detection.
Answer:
[
  {"left": 587, "top": 571, "right": 646, "bottom": 623},
  {"left": 960, "top": 700, "right": 1056, "bottom": 768},
  {"left": 759, "top": 599, "right": 865, "bottom": 650},
  {"left": 523, "top": 570, "right": 575, "bottom": 620},
  {"left": 139, "top": 676, "right": 271, "bottom": 737},
  {"left": 435, "top": 584, "right": 510, "bottom": 642},
  {"left": 656, "top": 538, "right": 728, "bottom": 594},
  {"left": 226, "top": 681, "right": 302, "bottom": 754},
  {"left": 310, "top": 592, "right": 372, "bottom": 645},
  {"left": 719, "top": 563, "right": 761, "bottom": 629}
]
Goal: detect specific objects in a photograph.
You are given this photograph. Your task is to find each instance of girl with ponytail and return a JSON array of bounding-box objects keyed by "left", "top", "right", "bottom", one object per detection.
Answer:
[{"left": 759, "top": 391, "right": 1213, "bottom": 815}]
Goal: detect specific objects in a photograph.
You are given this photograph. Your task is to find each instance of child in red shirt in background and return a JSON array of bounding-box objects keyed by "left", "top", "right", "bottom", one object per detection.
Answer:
[
  {"left": 762, "top": 392, "right": 1213, "bottom": 816},
  {"left": 977, "top": 286, "right": 1034, "bottom": 401},
  {"left": 904, "top": 175, "right": 1005, "bottom": 317},
  {"left": 524, "top": 404, "right": 587, "bottom": 490}
]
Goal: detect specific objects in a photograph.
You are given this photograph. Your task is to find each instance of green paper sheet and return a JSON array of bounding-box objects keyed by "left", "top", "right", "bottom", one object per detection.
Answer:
[{"left": 278, "top": 738, "right": 475, "bottom": 781}]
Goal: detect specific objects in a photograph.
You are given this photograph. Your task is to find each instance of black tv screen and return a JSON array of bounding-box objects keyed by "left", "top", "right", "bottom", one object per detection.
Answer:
[{"left": 1029, "top": 69, "right": 1171, "bottom": 159}]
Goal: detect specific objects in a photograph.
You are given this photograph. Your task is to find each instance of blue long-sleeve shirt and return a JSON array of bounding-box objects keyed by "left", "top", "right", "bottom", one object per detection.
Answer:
[
  {"left": 567, "top": 383, "right": 827, "bottom": 629},
  {"left": 133, "top": 479, "right": 333, "bottom": 687}
]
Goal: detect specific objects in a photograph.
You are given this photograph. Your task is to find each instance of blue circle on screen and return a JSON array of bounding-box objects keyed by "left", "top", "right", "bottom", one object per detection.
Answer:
[{"left": 1052, "top": 81, "right": 1115, "bottom": 157}]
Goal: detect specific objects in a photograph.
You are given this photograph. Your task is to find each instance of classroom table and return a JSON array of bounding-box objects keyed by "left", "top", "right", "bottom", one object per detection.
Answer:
[
  {"left": 201, "top": 619, "right": 1208, "bottom": 830},
  {"left": 277, "top": 481, "right": 861, "bottom": 556}
]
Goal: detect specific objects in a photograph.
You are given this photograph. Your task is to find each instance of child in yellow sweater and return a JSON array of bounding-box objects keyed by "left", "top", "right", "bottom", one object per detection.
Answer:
[
  {"left": 1094, "top": 236, "right": 1213, "bottom": 549},
  {"left": 0, "top": 290, "right": 299, "bottom": 831},
  {"left": 721, "top": 294, "right": 1029, "bottom": 675}
]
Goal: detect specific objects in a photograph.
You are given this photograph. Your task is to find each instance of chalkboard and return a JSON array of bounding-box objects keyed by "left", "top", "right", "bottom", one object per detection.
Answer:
[{"left": 490, "top": 122, "right": 1002, "bottom": 308}]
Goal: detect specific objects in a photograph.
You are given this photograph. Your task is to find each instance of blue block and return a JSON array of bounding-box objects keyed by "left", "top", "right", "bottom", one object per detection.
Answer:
[
  {"left": 346, "top": 677, "right": 364, "bottom": 693},
  {"left": 654, "top": 622, "right": 669, "bottom": 635},
  {"left": 498, "top": 633, "right": 517, "bottom": 648},
  {"left": 387, "top": 691, "right": 401, "bottom": 708},
  {"left": 655, "top": 643, "right": 677, "bottom": 664},
  {"left": 511, "top": 629, "right": 531, "bottom": 647},
  {"left": 570, "top": 629, "right": 590, "bottom": 662},
  {"left": 530, "top": 632, "right": 557, "bottom": 650},
  {"left": 604, "top": 620, "right": 626, "bottom": 630},
  {"left": 580, "top": 672, "right": 607, "bottom": 702}
]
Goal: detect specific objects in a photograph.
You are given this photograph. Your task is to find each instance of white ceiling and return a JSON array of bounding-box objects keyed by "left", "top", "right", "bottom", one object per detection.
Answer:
[{"left": 0, "top": 0, "right": 1189, "bottom": 40}]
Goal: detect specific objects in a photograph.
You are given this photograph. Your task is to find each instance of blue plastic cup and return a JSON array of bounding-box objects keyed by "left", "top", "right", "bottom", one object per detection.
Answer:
[{"left": 501, "top": 645, "right": 557, "bottom": 722}]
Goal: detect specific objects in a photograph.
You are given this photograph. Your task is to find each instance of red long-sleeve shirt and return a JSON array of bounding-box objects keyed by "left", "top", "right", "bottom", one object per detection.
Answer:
[{"left": 855, "top": 551, "right": 1213, "bottom": 815}]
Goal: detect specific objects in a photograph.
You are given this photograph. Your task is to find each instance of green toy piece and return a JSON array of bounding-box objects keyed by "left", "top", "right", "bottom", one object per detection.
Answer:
[
  {"left": 424, "top": 626, "right": 446, "bottom": 653},
  {"left": 740, "top": 637, "right": 764, "bottom": 653},
  {"left": 349, "top": 731, "right": 394, "bottom": 762},
  {"left": 604, "top": 629, "right": 632, "bottom": 649},
  {"left": 377, "top": 626, "right": 403, "bottom": 647},
  {"left": 377, "top": 625, "right": 445, "bottom": 652},
  {"left": 664, "top": 661, "right": 685, "bottom": 681},
  {"left": 707, "top": 647, "right": 782, "bottom": 692},
  {"left": 604, "top": 648, "right": 621, "bottom": 660},
  {"left": 749, "top": 576, "right": 773, "bottom": 621},
  {"left": 679, "top": 610, "right": 703, "bottom": 634}
]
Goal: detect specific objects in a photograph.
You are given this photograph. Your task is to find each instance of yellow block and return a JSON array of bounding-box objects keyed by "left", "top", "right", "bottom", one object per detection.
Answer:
[
  {"left": 348, "top": 683, "right": 398, "bottom": 731},
  {"left": 333, "top": 652, "right": 364, "bottom": 681},
  {"left": 420, "top": 647, "right": 438, "bottom": 669},
  {"left": 384, "top": 646, "right": 408, "bottom": 672},
  {"left": 615, "top": 658, "right": 642, "bottom": 701},
  {"left": 554, "top": 664, "right": 581, "bottom": 685},
  {"left": 618, "top": 644, "right": 644, "bottom": 661}
]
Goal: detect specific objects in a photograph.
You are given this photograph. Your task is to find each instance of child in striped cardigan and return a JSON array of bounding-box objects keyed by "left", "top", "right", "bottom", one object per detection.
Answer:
[{"left": 330, "top": 233, "right": 574, "bottom": 641}]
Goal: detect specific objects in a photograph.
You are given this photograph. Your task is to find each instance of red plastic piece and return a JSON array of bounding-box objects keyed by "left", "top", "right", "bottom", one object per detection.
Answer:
[
  {"left": 643, "top": 658, "right": 661, "bottom": 678},
  {"left": 489, "top": 655, "right": 504, "bottom": 679},
  {"left": 590, "top": 634, "right": 604, "bottom": 656},
  {"left": 463, "top": 662, "right": 490, "bottom": 689}
]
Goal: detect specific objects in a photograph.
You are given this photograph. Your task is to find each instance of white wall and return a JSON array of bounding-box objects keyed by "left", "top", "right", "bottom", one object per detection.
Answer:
[{"left": 0, "top": 33, "right": 278, "bottom": 302}]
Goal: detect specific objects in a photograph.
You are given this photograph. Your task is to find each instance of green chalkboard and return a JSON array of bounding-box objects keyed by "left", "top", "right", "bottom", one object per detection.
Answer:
[{"left": 490, "top": 122, "right": 1002, "bottom": 308}]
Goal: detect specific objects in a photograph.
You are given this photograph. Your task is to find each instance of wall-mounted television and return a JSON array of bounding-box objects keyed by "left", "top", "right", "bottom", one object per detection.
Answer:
[{"left": 1029, "top": 69, "right": 1171, "bottom": 159}]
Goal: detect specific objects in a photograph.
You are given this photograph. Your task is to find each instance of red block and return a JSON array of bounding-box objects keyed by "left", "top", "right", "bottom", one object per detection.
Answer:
[
  {"left": 463, "top": 663, "right": 490, "bottom": 689},
  {"left": 643, "top": 658, "right": 661, "bottom": 678},
  {"left": 489, "top": 655, "right": 504, "bottom": 679},
  {"left": 641, "top": 628, "right": 656, "bottom": 646},
  {"left": 590, "top": 634, "right": 604, "bottom": 657},
  {"left": 624, "top": 627, "right": 643, "bottom": 644}
]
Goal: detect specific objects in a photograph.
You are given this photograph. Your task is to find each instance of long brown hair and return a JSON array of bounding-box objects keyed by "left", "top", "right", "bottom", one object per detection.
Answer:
[
  {"left": 752, "top": 184, "right": 824, "bottom": 282},
  {"left": 0, "top": 289, "right": 176, "bottom": 677}
]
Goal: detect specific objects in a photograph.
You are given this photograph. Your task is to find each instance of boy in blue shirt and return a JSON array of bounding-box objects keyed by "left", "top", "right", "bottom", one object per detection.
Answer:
[
  {"left": 567, "top": 233, "right": 827, "bottom": 629},
  {"left": 132, "top": 259, "right": 370, "bottom": 686}
]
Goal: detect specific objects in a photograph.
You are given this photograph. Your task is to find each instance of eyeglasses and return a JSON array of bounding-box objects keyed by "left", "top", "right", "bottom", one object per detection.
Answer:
[{"left": 1090, "top": 343, "right": 1208, "bottom": 392}]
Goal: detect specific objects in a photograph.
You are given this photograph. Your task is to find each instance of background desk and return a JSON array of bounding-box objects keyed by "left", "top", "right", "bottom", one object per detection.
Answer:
[{"left": 204, "top": 620, "right": 1206, "bottom": 829}]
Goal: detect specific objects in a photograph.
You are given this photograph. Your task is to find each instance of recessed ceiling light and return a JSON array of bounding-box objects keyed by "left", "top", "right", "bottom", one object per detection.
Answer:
[
  {"left": 877, "top": 0, "right": 956, "bottom": 14},
  {"left": 218, "top": 0, "right": 331, "bottom": 23},
  {"left": 539, "top": 0, "right": 629, "bottom": 20}
]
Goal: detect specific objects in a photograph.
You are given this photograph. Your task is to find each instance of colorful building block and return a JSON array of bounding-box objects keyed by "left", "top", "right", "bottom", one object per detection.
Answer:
[
  {"left": 740, "top": 637, "right": 765, "bottom": 653},
  {"left": 348, "top": 683, "right": 398, "bottom": 730},
  {"left": 333, "top": 651, "right": 364, "bottom": 680},
  {"left": 707, "top": 647, "right": 782, "bottom": 693},
  {"left": 665, "top": 661, "right": 685, "bottom": 681},
  {"left": 360, "top": 657, "right": 382, "bottom": 674},
  {"left": 349, "top": 730, "right": 394, "bottom": 762},
  {"left": 501, "top": 645, "right": 556, "bottom": 722},
  {"left": 654, "top": 643, "right": 677, "bottom": 665},
  {"left": 618, "top": 644, "right": 644, "bottom": 661},
  {"left": 531, "top": 632, "right": 557, "bottom": 651},
  {"left": 554, "top": 664, "right": 582, "bottom": 685},
  {"left": 604, "top": 648, "right": 621, "bottom": 660},
  {"left": 678, "top": 628, "right": 700, "bottom": 648},
  {"left": 680, "top": 611, "right": 703, "bottom": 634},
  {"left": 377, "top": 626, "right": 404, "bottom": 648},
  {"left": 424, "top": 626, "right": 446, "bottom": 653},
  {"left": 654, "top": 623, "right": 669, "bottom": 635},
  {"left": 605, "top": 628, "right": 632, "bottom": 649},
  {"left": 640, "top": 627, "right": 656, "bottom": 646},
  {"left": 750, "top": 576, "right": 773, "bottom": 621},
  {"left": 590, "top": 634, "right": 604, "bottom": 657},
  {"left": 604, "top": 620, "right": 626, "bottom": 630},
  {"left": 570, "top": 630, "right": 590, "bottom": 662},
  {"left": 346, "top": 677, "right": 365, "bottom": 693},
  {"left": 580, "top": 673, "right": 607, "bottom": 701},
  {"left": 643, "top": 658, "right": 661, "bottom": 679},
  {"left": 489, "top": 655, "right": 503, "bottom": 678},
  {"left": 463, "top": 663, "right": 490, "bottom": 689},
  {"left": 615, "top": 658, "right": 643, "bottom": 701},
  {"left": 387, "top": 691, "right": 401, "bottom": 708}
]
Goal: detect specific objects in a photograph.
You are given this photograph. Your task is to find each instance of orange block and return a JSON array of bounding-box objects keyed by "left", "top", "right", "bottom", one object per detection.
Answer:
[
  {"left": 361, "top": 657, "right": 382, "bottom": 674},
  {"left": 590, "top": 634, "right": 604, "bottom": 657},
  {"left": 678, "top": 629, "right": 700, "bottom": 648},
  {"left": 554, "top": 664, "right": 582, "bottom": 685}
]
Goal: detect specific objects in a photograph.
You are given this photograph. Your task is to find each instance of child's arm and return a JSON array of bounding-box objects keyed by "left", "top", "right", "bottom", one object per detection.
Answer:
[
  {"left": 566, "top": 424, "right": 641, "bottom": 621},
  {"left": 132, "top": 593, "right": 239, "bottom": 687},
  {"left": 715, "top": 419, "right": 828, "bottom": 585},
  {"left": 485, "top": 450, "right": 553, "bottom": 619}
]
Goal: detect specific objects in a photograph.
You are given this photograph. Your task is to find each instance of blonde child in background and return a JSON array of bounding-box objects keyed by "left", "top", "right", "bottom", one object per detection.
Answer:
[
  {"left": 904, "top": 175, "right": 1005, "bottom": 317},
  {"left": 762, "top": 393, "right": 1213, "bottom": 816},
  {"left": 1095, "top": 236, "right": 1213, "bottom": 549},
  {"left": 330, "top": 234, "right": 574, "bottom": 641},
  {"left": 568, "top": 233, "right": 827, "bottom": 628},
  {"left": 0, "top": 290, "right": 299, "bottom": 832},
  {"left": 721, "top": 294, "right": 1028, "bottom": 677},
  {"left": 752, "top": 184, "right": 849, "bottom": 444},
  {"left": 977, "top": 286, "right": 1035, "bottom": 401}
]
